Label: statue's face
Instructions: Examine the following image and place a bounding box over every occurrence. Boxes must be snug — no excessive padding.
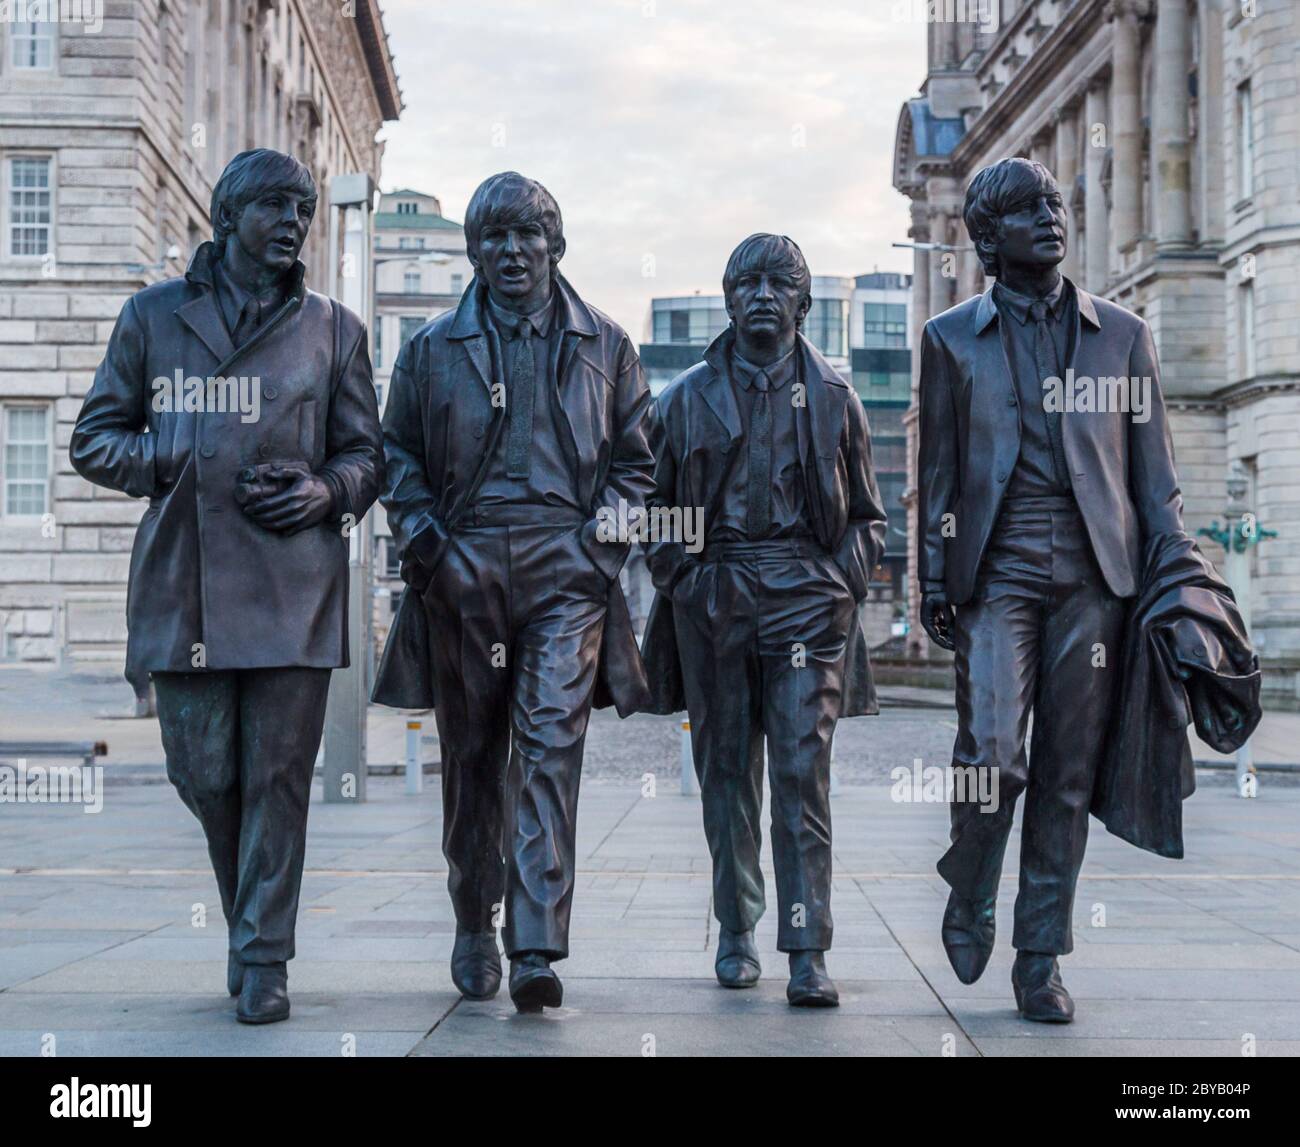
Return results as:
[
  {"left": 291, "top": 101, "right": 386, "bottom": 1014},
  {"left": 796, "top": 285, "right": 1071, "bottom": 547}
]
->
[
  {"left": 726, "top": 262, "right": 810, "bottom": 344},
  {"left": 991, "top": 185, "right": 1067, "bottom": 272},
  {"left": 226, "top": 187, "right": 315, "bottom": 275},
  {"left": 473, "top": 218, "right": 554, "bottom": 302}
]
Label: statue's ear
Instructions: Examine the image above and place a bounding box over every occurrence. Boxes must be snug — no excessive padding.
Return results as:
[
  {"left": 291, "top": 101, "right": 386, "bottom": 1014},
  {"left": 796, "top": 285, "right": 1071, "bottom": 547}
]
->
[
  {"left": 466, "top": 243, "right": 482, "bottom": 273},
  {"left": 549, "top": 234, "right": 566, "bottom": 265},
  {"left": 797, "top": 293, "right": 812, "bottom": 324}
]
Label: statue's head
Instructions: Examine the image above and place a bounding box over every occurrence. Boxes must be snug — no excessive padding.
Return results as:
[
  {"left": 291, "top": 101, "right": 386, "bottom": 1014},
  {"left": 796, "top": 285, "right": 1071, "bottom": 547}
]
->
[
  {"left": 722, "top": 233, "right": 812, "bottom": 345},
  {"left": 210, "top": 149, "right": 316, "bottom": 275},
  {"left": 963, "top": 157, "right": 1066, "bottom": 278},
  {"left": 464, "top": 172, "right": 564, "bottom": 304}
]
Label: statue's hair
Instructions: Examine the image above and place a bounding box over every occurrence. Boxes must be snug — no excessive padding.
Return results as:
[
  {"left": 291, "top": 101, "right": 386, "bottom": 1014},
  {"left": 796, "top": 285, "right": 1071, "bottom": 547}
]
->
[
  {"left": 722, "top": 233, "right": 812, "bottom": 307},
  {"left": 962, "top": 157, "right": 1060, "bottom": 276},
  {"left": 464, "top": 172, "right": 564, "bottom": 262},
  {"left": 210, "top": 149, "right": 316, "bottom": 253}
]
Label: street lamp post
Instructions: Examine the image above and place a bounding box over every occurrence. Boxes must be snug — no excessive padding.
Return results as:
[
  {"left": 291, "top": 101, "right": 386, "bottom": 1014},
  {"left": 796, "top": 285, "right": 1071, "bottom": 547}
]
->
[{"left": 1197, "top": 461, "right": 1277, "bottom": 798}]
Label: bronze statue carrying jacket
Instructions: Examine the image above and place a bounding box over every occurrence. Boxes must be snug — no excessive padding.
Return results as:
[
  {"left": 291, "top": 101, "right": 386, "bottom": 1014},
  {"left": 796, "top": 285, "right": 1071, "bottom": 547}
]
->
[
  {"left": 638, "top": 329, "right": 888, "bottom": 716},
  {"left": 70, "top": 243, "right": 383, "bottom": 688},
  {"left": 917, "top": 280, "right": 1184, "bottom": 605}
]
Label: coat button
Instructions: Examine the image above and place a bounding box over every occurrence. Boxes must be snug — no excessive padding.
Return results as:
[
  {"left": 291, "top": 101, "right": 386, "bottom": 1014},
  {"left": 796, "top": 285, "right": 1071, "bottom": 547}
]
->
[
  {"left": 200, "top": 445, "right": 216, "bottom": 459},
  {"left": 996, "top": 472, "right": 1006, "bottom": 482},
  {"left": 1008, "top": 394, "right": 1017, "bottom": 406},
  {"left": 473, "top": 422, "right": 486, "bottom": 438},
  {"left": 263, "top": 386, "right": 278, "bottom": 400},
  {"left": 258, "top": 443, "right": 271, "bottom": 458}
]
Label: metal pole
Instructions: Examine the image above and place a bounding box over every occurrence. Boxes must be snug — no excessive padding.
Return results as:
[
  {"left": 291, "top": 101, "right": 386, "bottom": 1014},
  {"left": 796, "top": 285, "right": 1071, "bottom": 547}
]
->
[
  {"left": 323, "top": 174, "right": 377, "bottom": 804},
  {"left": 1223, "top": 463, "right": 1258, "bottom": 798}
]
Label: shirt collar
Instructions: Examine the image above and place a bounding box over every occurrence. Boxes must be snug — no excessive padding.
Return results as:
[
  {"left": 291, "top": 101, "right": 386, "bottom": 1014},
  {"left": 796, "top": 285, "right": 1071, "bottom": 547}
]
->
[
  {"left": 213, "top": 259, "right": 284, "bottom": 335},
  {"left": 993, "top": 274, "right": 1067, "bottom": 325},
  {"left": 732, "top": 344, "right": 797, "bottom": 390},
  {"left": 487, "top": 291, "right": 554, "bottom": 339}
]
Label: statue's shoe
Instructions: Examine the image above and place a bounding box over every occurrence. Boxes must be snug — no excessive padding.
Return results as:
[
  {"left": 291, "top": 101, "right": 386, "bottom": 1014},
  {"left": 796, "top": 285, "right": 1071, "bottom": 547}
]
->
[
  {"left": 786, "top": 951, "right": 839, "bottom": 1008},
  {"left": 1012, "top": 951, "right": 1075, "bottom": 1023},
  {"left": 227, "top": 952, "right": 243, "bottom": 997},
  {"left": 715, "top": 927, "right": 761, "bottom": 989},
  {"left": 451, "top": 928, "right": 502, "bottom": 1000},
  {"left": 941, "top": 890, "right": 997, "bottom": 985},
  {"left": 236, "top": 962, "right": 290, "bottom": 1025},
  {"left": 509, "top": 953, "right": 563, "bottom": 1013}
]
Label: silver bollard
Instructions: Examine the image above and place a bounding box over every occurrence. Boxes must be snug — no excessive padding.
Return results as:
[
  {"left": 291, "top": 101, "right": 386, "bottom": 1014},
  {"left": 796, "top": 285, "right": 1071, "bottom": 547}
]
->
[
  {"left": 405, "top": 719, "right": 423, "bottom": 795},
  {"left": 680, "top": 719, "right": 699, "bottom": 795}
]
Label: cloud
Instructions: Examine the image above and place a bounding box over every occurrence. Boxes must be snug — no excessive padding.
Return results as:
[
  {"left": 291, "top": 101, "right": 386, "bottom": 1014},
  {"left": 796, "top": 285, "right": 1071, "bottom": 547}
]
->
[{"left": 376, "top": 0, "right": 924, "bottom": 338}]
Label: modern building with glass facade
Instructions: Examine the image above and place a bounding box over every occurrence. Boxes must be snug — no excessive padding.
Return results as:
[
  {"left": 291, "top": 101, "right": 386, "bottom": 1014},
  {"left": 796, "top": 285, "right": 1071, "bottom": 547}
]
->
[{"left": 639, "top": 272, "right": 913, "bottom": 625}]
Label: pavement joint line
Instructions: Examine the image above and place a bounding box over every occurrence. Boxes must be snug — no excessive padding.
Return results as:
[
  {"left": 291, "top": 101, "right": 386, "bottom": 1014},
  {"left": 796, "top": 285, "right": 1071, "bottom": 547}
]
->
[
  {"left": 5, "top": 868, "right": 1300, "bottom": 880},
  {"left": 585, "top": 791, "right": 644, "bottom": 861},
  {"left": 850, "top": 873, "right": 984, "bottom": 1058}
]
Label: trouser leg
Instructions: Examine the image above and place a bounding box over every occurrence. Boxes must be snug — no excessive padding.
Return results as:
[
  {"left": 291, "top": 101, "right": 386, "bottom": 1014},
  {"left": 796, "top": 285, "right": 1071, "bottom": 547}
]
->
[
  {"left": 673, "top": 560, "right": 766, "bottom": 936},
  {"left": 760, "top": 554, "right": 853, "bottom": 952},
  {"left": 1013, "top": 514, "right": 1127, "bottom": 955},
  {"left": 424, "top": 530, "right": 512, "bottom": 935},
  {"left": 500, "top": 527, "right": 607, "bottom": 959},
  {"left": 937, "top": 521, "right": 1044, "bottom": 902},
  {"left": 153, "top": 671, "right": 241, "bottom": 930},
  {"left": 229, "top": 666, "right": 331, "bottom": 965}
]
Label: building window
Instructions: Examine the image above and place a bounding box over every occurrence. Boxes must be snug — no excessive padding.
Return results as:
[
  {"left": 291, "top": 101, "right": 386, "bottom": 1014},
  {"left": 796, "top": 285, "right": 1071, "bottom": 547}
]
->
[
  {"left": 1239, "top": 279, "right": 1256, "bottom": 379},
  {"left": 396, "top": 201, "right": 419, "bottom": 215},
  {"left": 374, "top": 316, "right": 383, "bottom": 369},
  {"left": 807, "top": 298, "right": 848, "bottom": 359},
  {"left": 403, "top": 270, "right": 421, "bottom": 294},
  {"left": 6, "top": 156, "right": 52, "bottom": 258},
  {"left": 11, "top": 21, "right": 54, "bottom": 69},
  {"left": 1236, "top": 81, "right": 1254, "bottom": 202},
  {"left": 863, "top": 302, "right": 907, "bottom": 348},
  {"left": 2, "top": 404, "right": 51, "bottom": 518},
  {"left": 399, "top": 315, "right": 424, "bottom": 348},
  {"left": 450, "top": 273, "right": 464, "bottom": 295},
  {"left": 385, "top": 539, "right": 401, "bottom": 578}
]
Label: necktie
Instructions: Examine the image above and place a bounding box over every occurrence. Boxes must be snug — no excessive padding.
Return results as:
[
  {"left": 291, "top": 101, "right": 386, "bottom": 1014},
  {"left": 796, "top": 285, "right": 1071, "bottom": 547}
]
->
[
  {"left": 506, "top": 317, "right": 535, "bottom": 480},
  {"left": 232, "top": 297, "right": 262, "bottom": 348},
  {"left": 746, "top": 369, "right": 772, "bottom": 539},
  {"left": 1030, "top": 300, "right": 1070, "bottom": 488}
]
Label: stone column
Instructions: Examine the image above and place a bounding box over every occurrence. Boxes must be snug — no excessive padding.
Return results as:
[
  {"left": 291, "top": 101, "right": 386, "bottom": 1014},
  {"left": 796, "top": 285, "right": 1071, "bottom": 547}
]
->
[
  {"left": 1085, "top": 78, "right": 1111, "bottom": 291},
  {"left": 1197, "top": 0, "right": 1225, "bottom": 246},
  {"left": 910, "top": 199, "right": 931, "bottom": 351},
  {"left": 929, "top": 207, "right": 952, "bottom": 316},
  {"left": 1109, "top": 0, "right": 1146, "bottom": 253},
  {"left": 1153, "top": 0, "right": 1192, "bottom": 249},
  {"left": 1055, "top": 103, "right": 1082, "bottom": 283}
]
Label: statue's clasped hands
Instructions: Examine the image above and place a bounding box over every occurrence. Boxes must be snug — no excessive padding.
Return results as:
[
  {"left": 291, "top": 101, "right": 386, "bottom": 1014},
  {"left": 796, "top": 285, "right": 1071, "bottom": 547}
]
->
[{"left": 236, "top": 461, "right": 334, "bottom": 535}]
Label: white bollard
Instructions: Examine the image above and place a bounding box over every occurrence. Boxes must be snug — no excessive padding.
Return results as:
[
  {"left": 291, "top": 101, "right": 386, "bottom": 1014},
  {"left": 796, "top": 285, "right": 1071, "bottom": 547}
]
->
[
  {"left": 405, "top": 719, "right": 423, "bottom": 795},
  {"left": 680, "top": 719, "right": 699, "bottom": 795}
]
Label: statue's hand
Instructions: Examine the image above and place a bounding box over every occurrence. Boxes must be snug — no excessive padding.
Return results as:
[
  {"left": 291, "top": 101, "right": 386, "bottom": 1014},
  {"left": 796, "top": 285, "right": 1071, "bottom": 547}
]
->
[
  {"left": 921, "top": 591, "right": 956, "bottom": 652},
  {"left": 241, "top": 463, "right": 334, "bottom": 535}
]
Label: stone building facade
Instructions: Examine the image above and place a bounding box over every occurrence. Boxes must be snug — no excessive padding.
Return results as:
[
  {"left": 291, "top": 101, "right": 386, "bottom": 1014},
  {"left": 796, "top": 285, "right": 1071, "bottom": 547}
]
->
[
  {"left": 0, "top": 0, "right": 400, "bottom": 673},
  {"left": 369, "top": 187, "right": 473, "bottom": 644},
  {"left": 893, "top": 0, "right": 1300, "bottom": 707}
]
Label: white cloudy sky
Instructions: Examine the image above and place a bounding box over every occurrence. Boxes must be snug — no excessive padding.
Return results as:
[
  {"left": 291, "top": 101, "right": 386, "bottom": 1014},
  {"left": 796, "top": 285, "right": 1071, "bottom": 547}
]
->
[{"left": 375, "top": 0, "right": 926, "bottom": 339}]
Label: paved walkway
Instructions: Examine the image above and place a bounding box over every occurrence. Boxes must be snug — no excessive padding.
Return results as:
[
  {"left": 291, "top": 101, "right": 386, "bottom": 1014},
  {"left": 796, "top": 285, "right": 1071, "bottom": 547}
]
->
[{"left": 2, "top": 769, "right": 1298, "bottom": 1056}]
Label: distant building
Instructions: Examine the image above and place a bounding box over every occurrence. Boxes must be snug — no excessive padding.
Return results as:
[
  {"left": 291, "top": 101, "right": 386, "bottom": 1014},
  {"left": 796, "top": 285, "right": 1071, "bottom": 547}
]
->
[
  {"left": 638, "top": 272, "right": 914, "bottom": 640},
  {"left": 0, "top": 1, "right": 400, "bottom": 672},
  {"left": 369, "top": 188, "right": 474, "bottom": 638}
]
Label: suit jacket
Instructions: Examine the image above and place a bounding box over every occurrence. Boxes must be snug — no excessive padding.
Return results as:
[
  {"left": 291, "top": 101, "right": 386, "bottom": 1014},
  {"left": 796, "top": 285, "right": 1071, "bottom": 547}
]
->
[
  {"left": 70, "top": 242, "right": 383, "bottom": 688},
  {"left": 639, "top": 329, "right": 889, "bottom": 716},
  {"left": 372, "top": 273, "right": 655, "bottom": 717},
  {"left": 1093, "top": 531, "right": 1261, "bottom": 858},
  {"left": 917, "top": 279, "right": 1183, "bottom": 605}
]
